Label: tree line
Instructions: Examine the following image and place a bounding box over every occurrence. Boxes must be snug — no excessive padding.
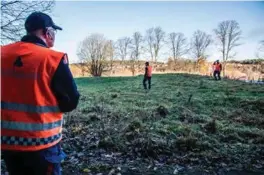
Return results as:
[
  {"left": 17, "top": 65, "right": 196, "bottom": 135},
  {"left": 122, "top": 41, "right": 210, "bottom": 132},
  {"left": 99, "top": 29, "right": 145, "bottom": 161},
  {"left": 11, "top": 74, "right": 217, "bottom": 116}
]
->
[{"left": 77, "top": 20, "right": 252, "bottom": 77}]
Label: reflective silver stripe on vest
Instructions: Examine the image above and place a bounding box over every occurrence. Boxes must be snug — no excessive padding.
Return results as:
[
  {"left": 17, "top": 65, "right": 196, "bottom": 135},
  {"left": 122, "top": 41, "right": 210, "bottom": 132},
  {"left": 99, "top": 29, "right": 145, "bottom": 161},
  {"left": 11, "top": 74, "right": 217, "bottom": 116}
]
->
[
  {"left": 1, "top": 101, "right": 60, "bottom": 113},
  {"left": 1, "top": 120, "right": 62, "bottom": 131}
]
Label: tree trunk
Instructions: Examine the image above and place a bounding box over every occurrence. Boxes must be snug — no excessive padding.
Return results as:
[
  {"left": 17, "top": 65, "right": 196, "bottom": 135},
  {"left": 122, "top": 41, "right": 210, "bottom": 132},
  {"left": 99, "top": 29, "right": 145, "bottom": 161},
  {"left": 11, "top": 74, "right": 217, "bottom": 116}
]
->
[{"left": 223, "top": 61, "right": 226, "bottom": 77}]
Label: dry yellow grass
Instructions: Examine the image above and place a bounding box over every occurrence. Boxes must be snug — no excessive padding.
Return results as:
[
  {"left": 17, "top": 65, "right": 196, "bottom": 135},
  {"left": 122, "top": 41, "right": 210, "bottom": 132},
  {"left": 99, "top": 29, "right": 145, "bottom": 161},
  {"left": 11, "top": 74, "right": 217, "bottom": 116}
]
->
[{"left": 69, "top": 61, "right": 264, "bottom": 81}]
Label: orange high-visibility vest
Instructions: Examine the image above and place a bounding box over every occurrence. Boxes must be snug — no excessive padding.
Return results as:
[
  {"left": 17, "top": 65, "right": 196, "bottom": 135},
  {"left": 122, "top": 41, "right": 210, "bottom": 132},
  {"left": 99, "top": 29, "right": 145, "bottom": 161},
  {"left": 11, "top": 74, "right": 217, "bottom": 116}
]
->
[
  {"left": 1, "top": 42, "right": 65, "bottom": 151},
  {"left": 214, "top": 63, "right": 221, "bottom": 71},
  {"left": 147, "top": 66, "right": 152, "bottom": 77}
]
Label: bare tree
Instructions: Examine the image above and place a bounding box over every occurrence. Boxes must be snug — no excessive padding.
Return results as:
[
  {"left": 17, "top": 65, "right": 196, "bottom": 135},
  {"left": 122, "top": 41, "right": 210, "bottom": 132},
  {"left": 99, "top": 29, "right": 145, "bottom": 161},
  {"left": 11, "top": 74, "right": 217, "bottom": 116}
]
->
[
  {"left": 108, "top": 40, "right": 115, "bottom": 73},
  {"left": 256, "top": 40, "right": 264, "bottom": 59},
  {"left": 145, "top": 27, "right": 165, "bottom": 63},
  {"left": 214, "top": 20, "right": 242, "bottom": 76},
  {"left": 77, "top": 34, "right": 112, "bottom": 77},
  {"left": 191, "top": 30, "right": 212, "bottom": 59},
  {"left": 1, "top": 0, "right": 55, "bottom": 44},
  {"left": 168, "top": 32, "right": 188, "bottom": 63},
  {"left": 145, "top": 28, "right": 155, "bottom": 62},
  {"left": 130, "top": 32, "right": 143, "bottom": 67},
  {"left": 129, "top": 51, "right": 136, "bottom": 76},
  {"left": 115, "top": 37, "right": 131, "bottom": 66},
  {"left": 153, "top": 27, "right": 166, "bottom": 63}
]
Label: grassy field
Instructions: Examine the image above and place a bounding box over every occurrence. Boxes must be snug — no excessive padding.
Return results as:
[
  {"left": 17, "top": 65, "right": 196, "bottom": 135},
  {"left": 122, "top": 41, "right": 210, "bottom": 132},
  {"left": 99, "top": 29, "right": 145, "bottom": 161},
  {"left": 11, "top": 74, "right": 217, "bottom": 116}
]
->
[{"left": 61, "top": 74, "right": 264, "bottom": 175}]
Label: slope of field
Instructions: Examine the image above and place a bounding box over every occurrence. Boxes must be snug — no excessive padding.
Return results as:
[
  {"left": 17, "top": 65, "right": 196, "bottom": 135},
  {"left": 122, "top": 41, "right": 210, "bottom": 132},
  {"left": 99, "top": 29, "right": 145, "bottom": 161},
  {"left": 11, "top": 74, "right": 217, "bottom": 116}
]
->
[
  {"left": 60, "top": 74, "right": 264, "bottom": 175},
  {"left": 2, "top": 74, "right": 263, "bottom": 174}
]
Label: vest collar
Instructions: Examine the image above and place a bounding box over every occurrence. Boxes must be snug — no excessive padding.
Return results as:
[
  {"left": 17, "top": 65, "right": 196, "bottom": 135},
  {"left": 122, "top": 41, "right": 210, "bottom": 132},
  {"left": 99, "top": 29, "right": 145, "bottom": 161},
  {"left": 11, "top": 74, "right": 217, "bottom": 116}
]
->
[{"left": 21, "top": 35, "right": 48, "bottom": 48}]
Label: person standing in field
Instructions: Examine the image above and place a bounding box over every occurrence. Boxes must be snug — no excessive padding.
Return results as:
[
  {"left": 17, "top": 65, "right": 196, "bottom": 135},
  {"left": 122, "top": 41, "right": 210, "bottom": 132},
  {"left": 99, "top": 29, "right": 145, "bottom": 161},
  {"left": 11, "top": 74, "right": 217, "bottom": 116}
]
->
[
  {"left": 1, "top": 12, "right": 80, "bottom": 175},
  {"left": 143, "top": 62, "right": 152, "bottom": 90},
  {"left": 213, "top": 60, "right": 222, "bottom": 80}
]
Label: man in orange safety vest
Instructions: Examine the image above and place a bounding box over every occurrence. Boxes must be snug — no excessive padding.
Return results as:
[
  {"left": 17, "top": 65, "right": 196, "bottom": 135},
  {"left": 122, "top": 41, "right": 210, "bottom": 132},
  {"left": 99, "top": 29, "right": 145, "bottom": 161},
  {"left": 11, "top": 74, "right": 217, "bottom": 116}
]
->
[
  {"left": 1, "top": 12, "right": 80, "bottom": 175},
  {"left": 213, "top": 60, "right": 222, "bottom": 80},
  {"left": 143, "top": 62, "right": 152, "bottom": 90}
]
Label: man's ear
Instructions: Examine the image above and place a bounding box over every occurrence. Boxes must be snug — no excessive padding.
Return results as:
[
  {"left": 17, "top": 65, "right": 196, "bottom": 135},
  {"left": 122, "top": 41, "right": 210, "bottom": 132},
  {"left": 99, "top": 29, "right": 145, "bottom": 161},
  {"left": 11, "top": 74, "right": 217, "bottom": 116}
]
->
[
  {"left": 62, "top": 54, "right": 69, "bottom": 65},
  {"left": 47, "top": 30, "right": 53, "bottom": 40},
  {"left": 44, "top": 28, "right": 54, "bottom": 41}
]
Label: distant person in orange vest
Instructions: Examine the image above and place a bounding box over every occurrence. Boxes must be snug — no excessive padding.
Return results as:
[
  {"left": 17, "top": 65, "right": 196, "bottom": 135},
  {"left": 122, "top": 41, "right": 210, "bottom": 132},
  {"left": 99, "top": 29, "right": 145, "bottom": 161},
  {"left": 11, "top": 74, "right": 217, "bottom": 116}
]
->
[
  {"left": 1, "top": 12, "right": 80, "bottom": 175},
  {"left": 143, "top": 62, "right": 152, "bottom": 90},
  {"left": 213, "top": 60, "right": 222, "bottom": 80}
]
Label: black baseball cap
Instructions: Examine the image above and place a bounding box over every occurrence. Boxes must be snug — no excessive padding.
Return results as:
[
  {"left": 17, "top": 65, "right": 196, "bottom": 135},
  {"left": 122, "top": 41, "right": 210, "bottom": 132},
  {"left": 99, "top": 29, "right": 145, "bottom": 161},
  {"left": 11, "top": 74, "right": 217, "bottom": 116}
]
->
[{"left": 25, "top": 12, "right": 62, "bottom": 32}]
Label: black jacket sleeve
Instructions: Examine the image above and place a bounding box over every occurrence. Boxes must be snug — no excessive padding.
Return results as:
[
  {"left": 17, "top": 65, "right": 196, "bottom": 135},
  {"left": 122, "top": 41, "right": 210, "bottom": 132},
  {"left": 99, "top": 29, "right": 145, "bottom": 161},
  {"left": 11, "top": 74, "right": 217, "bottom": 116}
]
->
[
  {"left": 51, "top": 57, "right": 80, "bottom": 112},
  {"left": 145, "top": 67, "right": 148, "bottom": 77}
]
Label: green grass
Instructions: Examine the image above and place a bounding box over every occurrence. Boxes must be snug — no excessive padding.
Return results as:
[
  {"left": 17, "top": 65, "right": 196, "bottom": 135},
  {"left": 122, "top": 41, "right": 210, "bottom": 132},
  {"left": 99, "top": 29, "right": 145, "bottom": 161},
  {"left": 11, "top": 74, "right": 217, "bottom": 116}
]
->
[{"left": 63, "top": 73, "right": 264, "bottom": 174}]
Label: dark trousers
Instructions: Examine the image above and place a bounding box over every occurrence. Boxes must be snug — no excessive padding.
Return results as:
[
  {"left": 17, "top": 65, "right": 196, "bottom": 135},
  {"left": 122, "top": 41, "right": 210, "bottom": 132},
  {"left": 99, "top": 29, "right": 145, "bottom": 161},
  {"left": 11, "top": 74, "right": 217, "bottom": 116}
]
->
[
  {"left": 1, "top": 143, "right": 65, "bottom": 175},
  {"left": 214, "top": 70, "right": 221, "bottom": 80},
  {"left": 143, "top": 76, "right": 151, "bottom": 89}
]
